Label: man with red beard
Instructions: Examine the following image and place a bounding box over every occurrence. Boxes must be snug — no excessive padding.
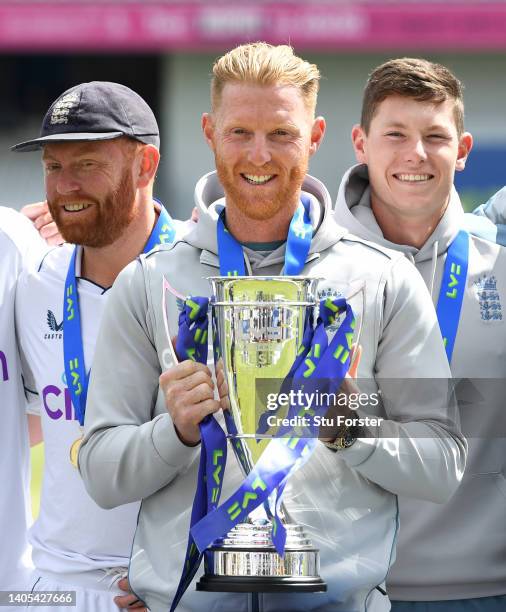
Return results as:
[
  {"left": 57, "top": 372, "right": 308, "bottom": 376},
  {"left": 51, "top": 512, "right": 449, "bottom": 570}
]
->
[
  {"left": 80, "top": 44, "right": 465, "bottom": 612},
  {"left": 13, "top": 82, "right": 186, "bottom": 611}
]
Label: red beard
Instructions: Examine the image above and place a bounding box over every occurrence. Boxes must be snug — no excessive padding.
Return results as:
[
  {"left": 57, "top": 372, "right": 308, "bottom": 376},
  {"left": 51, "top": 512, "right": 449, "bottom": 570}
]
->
[{"left": 47, "top": 167, "right": 136, "bottom": 247}]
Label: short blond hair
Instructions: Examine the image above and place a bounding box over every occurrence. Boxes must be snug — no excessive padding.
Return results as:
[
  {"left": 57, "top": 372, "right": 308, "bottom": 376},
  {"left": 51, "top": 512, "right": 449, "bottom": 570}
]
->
[{"left": 211, "top": 42, "right": 320, "bottom": 113}]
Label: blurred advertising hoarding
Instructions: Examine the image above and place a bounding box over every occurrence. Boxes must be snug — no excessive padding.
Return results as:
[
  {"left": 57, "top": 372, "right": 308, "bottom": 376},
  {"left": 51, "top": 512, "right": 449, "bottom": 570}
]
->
[{"left": 1, "top": 2, "right": 506, "bottom": 51}]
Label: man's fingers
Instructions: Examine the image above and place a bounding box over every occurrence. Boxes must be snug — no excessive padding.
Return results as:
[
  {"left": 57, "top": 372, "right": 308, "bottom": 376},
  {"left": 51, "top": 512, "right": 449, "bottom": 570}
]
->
[
  {"left": 160, "top": 360, "right": 212, "bottom": 385},
  {"left": 38, "top": 221, "right": 58, "bottom": 237},
  {"left": 167, "top": 369, "right": 214, "bottom": 395},
  {"left": 33, "top": 212, "right": 51, "bottom": 230},
  {"left": 115, "top": 578, "right": 146, "bottom": 610},
  {"left": 21, "top": 201, "right": 65, "bottom": 246},
  {"left": 114, "top": 593, "right": 146, "bottom": 609},
  {"left": 191, "top": 381, "right": 215, "bottom": 402},
  {"left": 39, "top": 222, "right": 64, "bottom": 245},
  {"left": 20, "top": 201, "right": 47, "bottom": 220},
  {"left": 177, "top": 398, "right": 221, "bottom": 429},
  {"left": 190, "top": 398, "right": 221, "bottom": 421}
]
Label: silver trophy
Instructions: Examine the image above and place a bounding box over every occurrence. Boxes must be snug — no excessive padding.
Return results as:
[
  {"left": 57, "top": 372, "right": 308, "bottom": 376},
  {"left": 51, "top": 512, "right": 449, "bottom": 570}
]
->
[{"left": 196, "top": 276, "right": 327, "bottom": 593}]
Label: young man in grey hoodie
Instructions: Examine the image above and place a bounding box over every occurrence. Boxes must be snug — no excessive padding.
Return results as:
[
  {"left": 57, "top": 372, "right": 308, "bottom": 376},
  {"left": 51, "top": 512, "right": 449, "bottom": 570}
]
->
[
  {"left": 334, "top": 58, "right": 506, "bottom": 612},
  {"left": 80, "top": 44, "right": 465, "bottom": 612}
]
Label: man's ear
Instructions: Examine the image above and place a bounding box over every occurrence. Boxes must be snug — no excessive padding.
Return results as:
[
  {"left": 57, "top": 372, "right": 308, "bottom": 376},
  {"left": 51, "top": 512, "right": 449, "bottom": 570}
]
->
[
  {"left": 455, "top": 132, "right": 473, "bottom": 172},
  {"left": 202, "top": 113, "right": 215, "bottom": 152},
  {"left": 136, "top": 145, "right": 160, "bottom": 188},
  {"left": 351, "top": 124, "right": 368, "bottom": 164},
  {"left": 309, "top": 117, "right": 326, "bottom": 157}
]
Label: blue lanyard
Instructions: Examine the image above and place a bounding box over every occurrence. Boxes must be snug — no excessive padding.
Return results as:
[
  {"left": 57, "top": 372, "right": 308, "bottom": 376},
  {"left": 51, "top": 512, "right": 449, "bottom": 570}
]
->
[
  {"left": 216, "top": 195, "right": 313, "bottom": 276},
  {"left": 435, "top": 230, "right": 469, "bottom": 363},
  {"left": 63, "top": 205, "right": 176, "bottom": 425}
]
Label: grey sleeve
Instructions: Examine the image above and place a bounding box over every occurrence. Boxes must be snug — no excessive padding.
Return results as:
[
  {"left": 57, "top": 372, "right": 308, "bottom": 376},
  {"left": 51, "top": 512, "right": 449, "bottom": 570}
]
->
[
  {"left": 470, "top": 186, "right": 506, "bottom": 246},
  {"left": 79, "top": 259, "right": 199, "bottom": 509},
  {"left": 340, "top": 256, "right": 467, "bottom": 504}
]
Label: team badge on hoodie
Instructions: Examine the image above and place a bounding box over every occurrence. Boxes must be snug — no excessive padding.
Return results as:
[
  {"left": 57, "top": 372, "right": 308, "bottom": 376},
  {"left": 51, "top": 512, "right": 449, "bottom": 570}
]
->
[{"left": 474, "top": 275, "right": 503, "bottom": 321}]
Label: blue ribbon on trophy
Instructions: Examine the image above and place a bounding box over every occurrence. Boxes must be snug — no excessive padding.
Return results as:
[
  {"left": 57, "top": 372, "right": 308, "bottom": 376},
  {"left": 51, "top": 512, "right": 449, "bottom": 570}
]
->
[
  {"left": 168, "top": 196, "right": 358, "bottom": 608},
  {"left": 190, "top": 297, "right": 355, "bottom": 556},
  {"left": 169, "top": 298, "right": 228, "bottom": 610}
]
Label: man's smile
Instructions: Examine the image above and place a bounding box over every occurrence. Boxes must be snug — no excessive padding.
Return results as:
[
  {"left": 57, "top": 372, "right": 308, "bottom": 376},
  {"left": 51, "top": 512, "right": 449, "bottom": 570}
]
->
[
  {"left": 63, "top": 202, "right": 92, "bottom": 212},
  {"left": 241, "top": 173, "right": 276, "bottom": 185},
  {"left": 393, "top": 173, "right": 434, "bottom": 183}
]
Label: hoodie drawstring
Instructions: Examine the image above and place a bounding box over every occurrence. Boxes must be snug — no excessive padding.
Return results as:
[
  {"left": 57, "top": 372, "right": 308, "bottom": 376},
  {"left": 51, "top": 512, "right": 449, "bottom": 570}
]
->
[
  {"left": 404, "top": 243, "right": 438, "bottom": 301},
  {"left": 244, "top": 251, "right": 253, "bottom": 276},
  {"left": 429, "top": 240, "right": 439, "bottom": 299}
]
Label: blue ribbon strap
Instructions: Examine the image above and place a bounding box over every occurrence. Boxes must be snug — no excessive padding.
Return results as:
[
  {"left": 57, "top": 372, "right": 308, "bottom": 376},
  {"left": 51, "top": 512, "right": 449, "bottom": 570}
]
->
[
  {"left": 436, "top": 230, "right": 469, "bottom": 363},
  {"left": 170, "top": 299, "right": 227, "bottom": 612},
  {"left": 143, "top": 204, "right": 177, "bottom": 253},
  {"left": 63, "top": 248, "right": 88, "bottom": 426},
  {"left": 190, "top": 298, "right": 355, "bottom": 556},
  {"left": 217, "top": 209, "right": 246, "bottom": 277},
  {"left": 216, "top": 196, "right": 313, "bottom": 277},
  {"left": 284, "top": 195, "right": 312, "bottom": 275},
  {"left": 63, "top": 204, "right": 177, "bottom": 425}
]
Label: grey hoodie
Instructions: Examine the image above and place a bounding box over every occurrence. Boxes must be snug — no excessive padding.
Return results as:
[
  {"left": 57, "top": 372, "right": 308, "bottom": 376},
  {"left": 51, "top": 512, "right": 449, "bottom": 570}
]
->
[
  {"left": 80, "top": 171, "right": 465, "bottom": 612},
  {"left": 335, "top": 164, "right": 506, "bottom": 601}
]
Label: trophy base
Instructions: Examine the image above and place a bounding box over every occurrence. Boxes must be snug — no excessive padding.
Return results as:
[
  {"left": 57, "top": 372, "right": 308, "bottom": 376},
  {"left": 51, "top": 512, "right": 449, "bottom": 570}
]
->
[
  {"left": 196, "top": 522, "right": 327, "bottom": 593},
  {"left": 197, "top": 574, "right": 327, "bottom": 593}
]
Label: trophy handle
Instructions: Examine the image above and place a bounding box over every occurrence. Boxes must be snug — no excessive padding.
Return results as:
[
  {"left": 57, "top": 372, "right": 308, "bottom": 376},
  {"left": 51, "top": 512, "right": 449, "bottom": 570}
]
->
[
  {"left": 162, "top": 275, "right": 186, "bottom": 366},
  {"left": 344, "top": 281, "right": 365, "bottom": 373}
]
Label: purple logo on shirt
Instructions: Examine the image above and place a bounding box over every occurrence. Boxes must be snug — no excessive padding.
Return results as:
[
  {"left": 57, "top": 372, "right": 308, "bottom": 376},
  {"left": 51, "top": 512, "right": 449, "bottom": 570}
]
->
[
  {"left": 42, "top": 384, "right": 77, "bottom": 420},
  {"left": 0, "top": 350, "right": 8, "bottom": 382}
]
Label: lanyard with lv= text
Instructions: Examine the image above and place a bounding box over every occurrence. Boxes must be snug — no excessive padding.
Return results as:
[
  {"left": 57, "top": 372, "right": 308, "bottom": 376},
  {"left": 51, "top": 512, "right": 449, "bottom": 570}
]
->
[
  {"left": 63, "top": 205, "right": 177, "bottom": 436},
  {"left": 167, "top": 195, "right": 364, "bottom": 609},
  {"left": 435, "top": 230, "right": 469, "bottom": 363},
  {"left": 167, "top": 195, "right": 315, "bottom": 608}
]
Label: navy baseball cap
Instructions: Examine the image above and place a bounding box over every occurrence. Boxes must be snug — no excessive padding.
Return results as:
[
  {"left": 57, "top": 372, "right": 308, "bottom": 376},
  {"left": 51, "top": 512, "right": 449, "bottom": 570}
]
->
[{"left": 12, "top": 81, "right": 159, "bottom": 152}]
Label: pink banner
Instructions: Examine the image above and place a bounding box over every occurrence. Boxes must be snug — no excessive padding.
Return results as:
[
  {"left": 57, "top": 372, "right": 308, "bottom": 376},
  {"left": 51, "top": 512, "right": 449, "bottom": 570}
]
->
[{"left": 1, "top": 3, "right": 506, "bottom": 51}]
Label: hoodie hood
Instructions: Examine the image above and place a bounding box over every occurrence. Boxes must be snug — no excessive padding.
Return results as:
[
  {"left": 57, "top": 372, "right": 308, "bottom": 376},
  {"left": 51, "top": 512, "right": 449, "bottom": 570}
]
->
[
  {"left": 335, "top": 164, "right": 465, "bottom": 264},
  {"left": 183, "top": 170, "right": 347, "bottom": 270}
]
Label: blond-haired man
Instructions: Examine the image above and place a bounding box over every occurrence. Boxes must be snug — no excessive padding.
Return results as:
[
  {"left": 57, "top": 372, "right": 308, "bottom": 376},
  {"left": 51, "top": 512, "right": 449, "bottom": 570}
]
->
[
  {"left": 335, "top": 57, "right": 506, "bottom": 612},
  {"left": 80, "top": 44, "right": 465, "bottom": 612}
]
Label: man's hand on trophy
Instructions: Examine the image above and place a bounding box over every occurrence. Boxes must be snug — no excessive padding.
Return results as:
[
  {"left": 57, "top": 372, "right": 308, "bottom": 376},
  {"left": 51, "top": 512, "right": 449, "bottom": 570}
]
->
[
  {"left": 159, "top": 361, "right": 221, "bottom": 446},
  {"left": 215, "top": 358, "right": 231, "bottom": 411}
]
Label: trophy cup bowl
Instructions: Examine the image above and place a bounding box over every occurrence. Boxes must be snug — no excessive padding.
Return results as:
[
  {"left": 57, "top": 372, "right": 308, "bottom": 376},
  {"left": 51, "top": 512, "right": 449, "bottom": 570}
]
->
[{"left": 196, "top": 276, "right": 327, "bottom": 593}]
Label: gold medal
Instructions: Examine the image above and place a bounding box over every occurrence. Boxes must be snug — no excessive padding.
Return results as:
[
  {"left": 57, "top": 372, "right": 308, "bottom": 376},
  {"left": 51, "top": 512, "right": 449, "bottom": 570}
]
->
[{"left": 69, "top": 435, "right": 84, "bottom": 468}]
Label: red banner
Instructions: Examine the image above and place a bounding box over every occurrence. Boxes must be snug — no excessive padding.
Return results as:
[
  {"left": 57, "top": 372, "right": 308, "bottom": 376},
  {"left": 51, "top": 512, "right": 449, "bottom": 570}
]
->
[{"left": 1, "top": 3, "right": 506, "bottom": 51}]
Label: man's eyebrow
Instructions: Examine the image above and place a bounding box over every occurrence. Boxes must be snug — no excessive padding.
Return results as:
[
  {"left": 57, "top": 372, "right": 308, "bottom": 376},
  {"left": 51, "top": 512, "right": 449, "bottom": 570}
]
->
[
  {"left": 382, "top": 121, "right": 451, "bottom": 132},
  {"left": 382, "top": 122, "right": 408, "bottom": 130},
  {"left": 425, "top": 124, "right": 452, "bottom": 132},
  {"left": 42, "top": 142, "right": 107, "bottom": 160}
]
